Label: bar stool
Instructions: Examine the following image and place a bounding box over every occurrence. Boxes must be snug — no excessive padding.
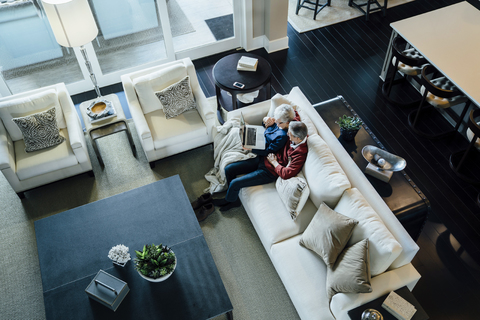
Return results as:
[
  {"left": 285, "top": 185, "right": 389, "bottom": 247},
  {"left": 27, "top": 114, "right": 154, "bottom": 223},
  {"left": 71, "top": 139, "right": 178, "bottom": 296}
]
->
[
  {"left": 296, "top": 0, "right": 331, "bottom": 20},
  {"left": 408, "top": 65, "right": 471, "bottom": 139},
  {"left": 349, "top": 0, "right": 387, "bottom": 21},
  {"left": 449, "top": 109, "right": 480, "bottom": 185},
  {"left": 382, "top": 36, "right": 428, "bottom": 108}
]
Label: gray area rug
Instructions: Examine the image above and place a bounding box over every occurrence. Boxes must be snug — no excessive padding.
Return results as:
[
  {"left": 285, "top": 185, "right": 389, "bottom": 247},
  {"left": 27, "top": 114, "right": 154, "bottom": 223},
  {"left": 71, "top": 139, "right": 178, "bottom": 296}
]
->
[{"left": 0, "top": 98, "right": 300, "bottom": 320}]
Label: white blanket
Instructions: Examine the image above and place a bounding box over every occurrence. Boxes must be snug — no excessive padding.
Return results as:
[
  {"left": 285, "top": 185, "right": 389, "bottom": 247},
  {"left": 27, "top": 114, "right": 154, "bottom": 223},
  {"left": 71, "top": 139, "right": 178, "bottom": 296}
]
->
[{"left": 204, "top": 119, "right": 257, "bottom": 194}]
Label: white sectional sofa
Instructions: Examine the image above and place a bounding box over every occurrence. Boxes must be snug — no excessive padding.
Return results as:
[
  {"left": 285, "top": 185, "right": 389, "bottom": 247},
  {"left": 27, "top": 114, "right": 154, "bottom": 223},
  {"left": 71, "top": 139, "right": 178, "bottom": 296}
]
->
[{"left": 225, "top": 87, "right": 421, "bottom": 320}]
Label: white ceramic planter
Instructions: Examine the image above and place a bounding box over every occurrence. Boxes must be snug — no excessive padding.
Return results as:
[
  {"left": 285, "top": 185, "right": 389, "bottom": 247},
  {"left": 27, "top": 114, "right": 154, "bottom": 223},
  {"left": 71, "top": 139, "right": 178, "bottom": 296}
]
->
[{"left": 136, "top": 255, "right": 177, "bottom": 283}]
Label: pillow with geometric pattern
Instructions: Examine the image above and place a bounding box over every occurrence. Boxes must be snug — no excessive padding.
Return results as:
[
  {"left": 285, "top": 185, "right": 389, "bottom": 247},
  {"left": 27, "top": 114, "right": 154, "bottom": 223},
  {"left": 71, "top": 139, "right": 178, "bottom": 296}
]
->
[
  {"left": 12, "top": 107, "right": 65, "bottom": 152},
  {"left": 155, "top": 76, "right": 196, "bottom": 119}
]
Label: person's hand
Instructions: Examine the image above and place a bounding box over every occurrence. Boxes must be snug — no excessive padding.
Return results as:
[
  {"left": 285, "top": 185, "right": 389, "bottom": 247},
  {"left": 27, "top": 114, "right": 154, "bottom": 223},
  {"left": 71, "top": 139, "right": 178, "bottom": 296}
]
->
[
  {"left": 267, "top": 153, "right": 278, "bottom": 167},
  {"left": 263, "top": 117, "right": 275, "bottom": 128}
]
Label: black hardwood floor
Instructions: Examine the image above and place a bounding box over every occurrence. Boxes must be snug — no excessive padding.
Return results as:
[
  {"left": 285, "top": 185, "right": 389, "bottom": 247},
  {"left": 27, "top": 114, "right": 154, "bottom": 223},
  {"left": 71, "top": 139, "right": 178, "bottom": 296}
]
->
[{"left": 193, "top": 0, "right": 480, "bottom": 318}]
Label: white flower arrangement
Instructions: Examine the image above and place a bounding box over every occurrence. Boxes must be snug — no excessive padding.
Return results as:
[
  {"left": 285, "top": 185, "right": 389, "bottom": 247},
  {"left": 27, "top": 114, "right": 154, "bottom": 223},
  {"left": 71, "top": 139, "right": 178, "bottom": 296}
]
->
[{"left": 108, "top": 244, "right": 131, "bottom": 264}]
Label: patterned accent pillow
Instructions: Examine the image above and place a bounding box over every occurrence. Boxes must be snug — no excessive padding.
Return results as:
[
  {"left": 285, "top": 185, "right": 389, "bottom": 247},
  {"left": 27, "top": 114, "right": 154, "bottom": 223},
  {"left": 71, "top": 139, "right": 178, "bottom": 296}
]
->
[
  {"left": 155, "top": 76, "right": 196, "bottom": 119},
  {"left": 12, "top": 107, "right": 65, "bottom": 153}
]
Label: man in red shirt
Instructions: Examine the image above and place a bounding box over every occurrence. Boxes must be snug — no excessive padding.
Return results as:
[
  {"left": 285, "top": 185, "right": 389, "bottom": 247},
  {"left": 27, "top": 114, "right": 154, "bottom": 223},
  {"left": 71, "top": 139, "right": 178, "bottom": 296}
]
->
[{"left": 214, "top": 121, "right": 308, "bottom": 211}]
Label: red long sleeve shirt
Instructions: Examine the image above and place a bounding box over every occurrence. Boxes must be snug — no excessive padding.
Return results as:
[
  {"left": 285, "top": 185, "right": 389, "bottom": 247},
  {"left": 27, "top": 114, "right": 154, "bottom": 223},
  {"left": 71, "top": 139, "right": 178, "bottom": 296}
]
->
[{"left": 264, "top": 138, "right": 308, "bottom": 179}]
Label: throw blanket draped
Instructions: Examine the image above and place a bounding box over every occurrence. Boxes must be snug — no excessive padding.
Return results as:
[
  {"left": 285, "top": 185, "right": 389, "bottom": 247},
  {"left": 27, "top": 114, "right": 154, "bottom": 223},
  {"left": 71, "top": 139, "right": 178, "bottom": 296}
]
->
[{"left": 204, "top": 119, "right": 257, "bottom": 194}]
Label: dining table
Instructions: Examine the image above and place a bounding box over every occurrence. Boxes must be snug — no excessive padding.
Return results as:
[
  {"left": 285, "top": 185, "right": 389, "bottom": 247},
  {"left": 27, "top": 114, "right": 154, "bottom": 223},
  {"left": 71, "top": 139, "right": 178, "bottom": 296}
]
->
[{"left": 380, "top": 1, "right": 480, "bottom": 108}]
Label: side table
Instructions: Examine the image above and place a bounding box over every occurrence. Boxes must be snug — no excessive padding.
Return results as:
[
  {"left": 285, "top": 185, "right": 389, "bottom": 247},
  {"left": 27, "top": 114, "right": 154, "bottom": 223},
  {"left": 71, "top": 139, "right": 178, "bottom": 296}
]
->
[
  {"left": 79, "top": 94, "right": 136, "bottom": 167},
  {"left": 213, "top": 52, "right": 272, "bottom": 123},
  {"left": 314, "top": 96, "right": 430, "bottom": 242},
  {"left": 348, "top": 286, "right": 428, "bottom": 320}
]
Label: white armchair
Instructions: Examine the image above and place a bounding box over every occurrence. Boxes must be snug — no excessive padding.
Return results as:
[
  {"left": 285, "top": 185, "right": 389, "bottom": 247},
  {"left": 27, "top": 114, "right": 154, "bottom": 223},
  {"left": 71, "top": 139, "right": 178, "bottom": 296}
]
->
[
  {"left": 121, "top": 58, "right": 215, "bottom": 167},
  {"left": 0, "top": 83, "right": 92, "bottom": 198}
]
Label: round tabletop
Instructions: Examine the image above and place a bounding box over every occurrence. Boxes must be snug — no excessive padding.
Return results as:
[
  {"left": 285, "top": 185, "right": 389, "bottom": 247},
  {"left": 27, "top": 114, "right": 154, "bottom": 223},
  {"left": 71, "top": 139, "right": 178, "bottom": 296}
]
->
[{"left": 212, "top": 53, "right": 272, "bottom": 93}]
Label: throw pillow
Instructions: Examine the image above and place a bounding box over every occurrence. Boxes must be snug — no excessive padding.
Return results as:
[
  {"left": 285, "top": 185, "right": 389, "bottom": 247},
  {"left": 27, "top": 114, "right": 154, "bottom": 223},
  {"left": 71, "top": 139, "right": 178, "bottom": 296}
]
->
[
  {"left": 12, "top": 107, "right": 65, "bottom": 152},
  {"left": 267, "top": 93, "right": 297, "bottom": 117},
  {"left": 276, "top": 172, "right": 310, "bottom": 220},
  {"left": 334, "top": 188, "right": 403, "bottom": 276},
  {"left": 155, "top": 76, "right": 196, "bottom": 119},
  {"left": 300, "top": 202, "right": 358, "bottom": 267},
  {"left": 326, "top": 238, "right": 372, "bottom": 300}
]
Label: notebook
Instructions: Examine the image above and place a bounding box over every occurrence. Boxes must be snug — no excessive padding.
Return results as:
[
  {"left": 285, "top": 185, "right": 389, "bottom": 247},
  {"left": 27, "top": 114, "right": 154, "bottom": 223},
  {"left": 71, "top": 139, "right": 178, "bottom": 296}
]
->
[{"left": 240, "top": 112, "right": 265, "bottom": 149}]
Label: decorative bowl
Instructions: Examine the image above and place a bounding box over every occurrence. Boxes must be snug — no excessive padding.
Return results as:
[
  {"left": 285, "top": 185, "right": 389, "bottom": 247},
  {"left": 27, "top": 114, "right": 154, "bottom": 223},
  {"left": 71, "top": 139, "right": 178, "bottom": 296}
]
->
[{"left": 362, "top": 145, "right": 406, "bottom": 172}]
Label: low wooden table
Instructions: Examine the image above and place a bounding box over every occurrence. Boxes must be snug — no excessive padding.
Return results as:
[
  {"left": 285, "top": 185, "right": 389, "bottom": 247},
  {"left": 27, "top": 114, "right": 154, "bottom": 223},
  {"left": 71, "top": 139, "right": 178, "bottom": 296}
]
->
[
  {"left": 213, "top": 53, "right": 272, "bottom": 123},
  {"left": 34, "top": 176, "right": 233, "bottom": 320},
  {"left": 314, "top": 96, "right": 429, "bottom": 241},
  {"left": 79, "top": 93, "right": 136, "bottom": 167},
  {"left": 348, "top": 286, "right": 428, "bottom": 320}
]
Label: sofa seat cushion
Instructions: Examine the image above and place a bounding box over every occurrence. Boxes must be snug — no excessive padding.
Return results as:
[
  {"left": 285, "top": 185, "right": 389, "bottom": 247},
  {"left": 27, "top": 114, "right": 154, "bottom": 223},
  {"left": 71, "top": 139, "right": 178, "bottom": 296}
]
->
[
  {"left": 15, "top": 129, "right": 78, "bottom": 181},
  {"left": 145, "top": 108, "right": 207, "bottom": 150},
  {"left": 270, "top": 234, "right": 333, "bottom": 320},
  {"left": 0, "top": 89, "right": 66, "bottom": 141},
  {"left": 303, "top": 133, "right": 351, "bottom": 208},
  {"left": 334, "top": 188, "right": 403, "bottom": 276},
  {"left": 241, "top": 182, "right": 317, "bottom": 247},
  {"left": 133, "top": 63, "right": 188, "bottom": 114}
]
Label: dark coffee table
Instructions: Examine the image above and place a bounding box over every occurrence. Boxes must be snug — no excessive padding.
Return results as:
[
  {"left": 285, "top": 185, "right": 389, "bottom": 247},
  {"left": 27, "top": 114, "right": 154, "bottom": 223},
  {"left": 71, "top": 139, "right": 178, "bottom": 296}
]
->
[
  {"left": 348, "top": 286, "right": 429, "bottom": 320},
  {"left": 34, "top": 176, "right": 233, "bottom": 319},
  {"left": 213, "top": 53, "right": 272, "bottom": 123},
  {"left": 314, "top": 96, "right": 430, "bottom": 241}
]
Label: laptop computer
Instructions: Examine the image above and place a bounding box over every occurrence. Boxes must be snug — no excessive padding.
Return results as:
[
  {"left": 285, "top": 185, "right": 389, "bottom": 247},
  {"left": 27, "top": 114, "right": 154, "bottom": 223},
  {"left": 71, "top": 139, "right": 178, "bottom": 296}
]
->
[{"left": 240, "top": 112, "right": 266, "bottom": 149}]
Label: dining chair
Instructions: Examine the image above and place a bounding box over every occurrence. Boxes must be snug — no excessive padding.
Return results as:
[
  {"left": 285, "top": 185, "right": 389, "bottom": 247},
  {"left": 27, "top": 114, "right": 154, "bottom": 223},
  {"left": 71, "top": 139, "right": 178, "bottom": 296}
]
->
[
  {"left": 449, "top": 109, "right": 480, "bottom": 185},
  {"left": 408, "top": 65, "right": 471, "bottom": 139},
  {"left": 382, "top": 36, "right": 428, "bottom": 108},
  {"left": 349, "top": 0, "right": 387, "bottom": 21},
  {"left": 296, "top": 0, "right": 331, "bottom": 20}
]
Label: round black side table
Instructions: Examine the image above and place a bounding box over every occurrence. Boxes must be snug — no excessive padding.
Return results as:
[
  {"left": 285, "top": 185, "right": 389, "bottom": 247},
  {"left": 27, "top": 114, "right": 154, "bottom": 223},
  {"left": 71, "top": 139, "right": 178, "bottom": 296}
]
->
[{"left": 212, "top": 53, "right": 272, "bottom": 123}]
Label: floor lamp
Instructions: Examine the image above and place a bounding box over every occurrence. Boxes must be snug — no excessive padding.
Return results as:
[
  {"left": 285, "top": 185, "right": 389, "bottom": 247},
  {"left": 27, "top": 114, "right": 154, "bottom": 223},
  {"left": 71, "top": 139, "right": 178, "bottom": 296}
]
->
[{"left": 41, "top": 0, "right": 111, "bottom": 113}]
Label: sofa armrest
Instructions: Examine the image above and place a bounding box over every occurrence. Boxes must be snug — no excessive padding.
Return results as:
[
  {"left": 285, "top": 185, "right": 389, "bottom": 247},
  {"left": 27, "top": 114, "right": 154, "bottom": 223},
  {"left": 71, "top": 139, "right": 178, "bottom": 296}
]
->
[
  {"left": 121, "top": 77, "right": 154, "bottom": 152},
  {"left": 184, "top": 59, "right": 215, "bottom": 127},
  {"left": 0, "top": 119, "right": 15, "bottom": 171},
  {"left": 330, "top": 263, "right": 421, "bottom": 320}
]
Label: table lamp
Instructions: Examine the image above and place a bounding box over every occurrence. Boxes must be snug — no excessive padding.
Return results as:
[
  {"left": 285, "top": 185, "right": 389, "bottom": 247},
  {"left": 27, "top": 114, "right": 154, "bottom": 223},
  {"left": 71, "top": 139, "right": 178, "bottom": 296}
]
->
[{"left": 41, "top": 0, "right": 111, "bottom": 114}]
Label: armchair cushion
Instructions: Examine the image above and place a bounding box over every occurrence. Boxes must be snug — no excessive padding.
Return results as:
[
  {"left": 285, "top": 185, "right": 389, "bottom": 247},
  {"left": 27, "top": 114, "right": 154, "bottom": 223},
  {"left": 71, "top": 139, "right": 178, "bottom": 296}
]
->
[
  {"left": 12, "top": 107, "right": 65, "bottom": 153},
  {"left": 15, "top": 128, "right": 78, "bottom": 180},
  {"left": 0, "top": 89, "right": 66, "bottom": 141},
  {"left": 155, "top": 76, "right": 196, "bottom": 119},
  {"left": 133, "top": 63, "right": 188, "bottom": 114},
  {"left": 145, "top": 109, "right": 207, "bottom": 150}
]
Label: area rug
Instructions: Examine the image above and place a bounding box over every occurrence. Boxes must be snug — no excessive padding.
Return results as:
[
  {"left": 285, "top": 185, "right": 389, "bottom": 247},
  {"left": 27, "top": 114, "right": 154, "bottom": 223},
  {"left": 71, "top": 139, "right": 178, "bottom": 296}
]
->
[
  {"left": 205, "top": 14, "right": 234, "bottom": 41},
  {"left": 288, "top": 0, "right": 414, "bottom": 33}
]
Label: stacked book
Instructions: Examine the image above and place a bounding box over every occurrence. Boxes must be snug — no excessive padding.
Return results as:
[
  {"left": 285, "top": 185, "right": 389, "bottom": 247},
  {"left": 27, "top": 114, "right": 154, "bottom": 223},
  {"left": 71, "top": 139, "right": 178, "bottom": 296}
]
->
[
  {"left": 382, "top": 291, "right": 417, "bottom": 320},
  {"left": 237, "top": 56, "right": 258, "bottom": 72}
]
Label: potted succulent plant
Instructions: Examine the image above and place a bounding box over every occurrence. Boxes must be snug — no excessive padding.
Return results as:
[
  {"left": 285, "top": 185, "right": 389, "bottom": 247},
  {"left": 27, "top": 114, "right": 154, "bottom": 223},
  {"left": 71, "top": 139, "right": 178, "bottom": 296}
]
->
[
  {"left": 107, "top": 244, "right": 131, "bottom": 267},
  {"left": 335, "top": 114, "right": 362, "bottom": 142},
  {"left": 134, "top": 243, "right": 177, "bottom": 282}
]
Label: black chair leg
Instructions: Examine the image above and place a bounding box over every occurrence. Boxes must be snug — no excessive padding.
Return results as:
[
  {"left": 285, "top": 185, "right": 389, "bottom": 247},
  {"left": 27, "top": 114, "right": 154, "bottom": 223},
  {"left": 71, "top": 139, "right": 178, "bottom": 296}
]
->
[
  {"left": 449, "top": 135, "right": 480, "bottom": 186},
  {"left": 453, "top": 101, "right": 471, "bottom": 132},
  {"left": 17, "top": 192, "right": 25, "bottom": 199}
]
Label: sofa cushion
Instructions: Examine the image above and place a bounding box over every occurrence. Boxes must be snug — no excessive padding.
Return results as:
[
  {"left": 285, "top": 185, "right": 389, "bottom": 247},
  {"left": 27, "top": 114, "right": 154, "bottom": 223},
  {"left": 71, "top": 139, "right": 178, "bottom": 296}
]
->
[
  {"left": 12, "top": 107, "right": 65, "bottom": 153},
  {"left": 155, "top": 76, "right": 196, "bottom": 119},
  {"left": 133, "top": 63, "right": 188, "bottom": 114},
  {"left": 302, "top": 133, "right": 351, "bottom": 208},
  {"left": 334, "top": 188, "right": 403, "bottom": 276},
  {"left": 275, "top": 171, "right": 310, "bottom": 221},
  {"left": 270, "top": 234, "right": 332, "bottom": 320},
  {"left": 0, "top": 89, "right": 66, "bottom": 141},
  {"left": 326, "top": 238, "right": 372, "bottom": 300},
  {"left": 15, "top": 128, "right": 78, "bottom": 180},
  {"left": 240, "top": 182, "right": 317, "bottom": 247},
  {"left": 300, "top": 202, "right": 358, "bottom": 267},
  {"left": 145, "top": 108, "right": 207, "bottom": 150}
]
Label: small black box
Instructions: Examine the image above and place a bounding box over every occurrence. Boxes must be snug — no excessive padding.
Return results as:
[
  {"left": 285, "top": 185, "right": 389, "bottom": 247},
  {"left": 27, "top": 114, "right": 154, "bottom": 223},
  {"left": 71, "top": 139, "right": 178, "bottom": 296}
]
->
[{"left": 85, "top": 270, "right": 129, "bottom": 311}]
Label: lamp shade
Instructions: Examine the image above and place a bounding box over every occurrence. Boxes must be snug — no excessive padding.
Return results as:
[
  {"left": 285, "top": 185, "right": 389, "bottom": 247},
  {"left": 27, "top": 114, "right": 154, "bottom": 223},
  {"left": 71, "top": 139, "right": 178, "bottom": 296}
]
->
[{"left": 42, "top": 0, "right": 98, "bottom": 48}]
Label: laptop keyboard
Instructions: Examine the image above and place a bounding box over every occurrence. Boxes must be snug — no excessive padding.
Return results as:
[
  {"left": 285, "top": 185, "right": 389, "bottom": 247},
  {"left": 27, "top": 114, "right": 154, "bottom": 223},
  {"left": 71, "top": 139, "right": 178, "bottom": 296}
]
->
[{"left": 246, "top": 127, "right": 256, "bottom": 146}]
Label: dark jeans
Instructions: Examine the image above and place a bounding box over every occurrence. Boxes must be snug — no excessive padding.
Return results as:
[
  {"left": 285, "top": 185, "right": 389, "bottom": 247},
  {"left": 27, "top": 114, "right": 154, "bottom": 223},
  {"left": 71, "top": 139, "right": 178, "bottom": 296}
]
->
[{"left": 224, "top": 157, "right": 277, "bottom": 202}]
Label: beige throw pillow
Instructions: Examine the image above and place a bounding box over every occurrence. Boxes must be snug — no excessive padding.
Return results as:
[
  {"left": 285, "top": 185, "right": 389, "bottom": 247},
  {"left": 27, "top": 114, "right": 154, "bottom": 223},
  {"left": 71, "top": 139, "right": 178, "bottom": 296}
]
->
[
  {"left": 276, "top": 172, "right": 310, "bottom": 220},
  {"left": 155, "top": 76, "right": 196, "bottom": 119},
  {"left": 300, "top": 202, "right": 358, "bottom": 267},
  {"left": 326, "top": 238, "right": 372, "bottom": 300},
  {"left": 267, "top": 93, "right": 297, "bottom": 117}
]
